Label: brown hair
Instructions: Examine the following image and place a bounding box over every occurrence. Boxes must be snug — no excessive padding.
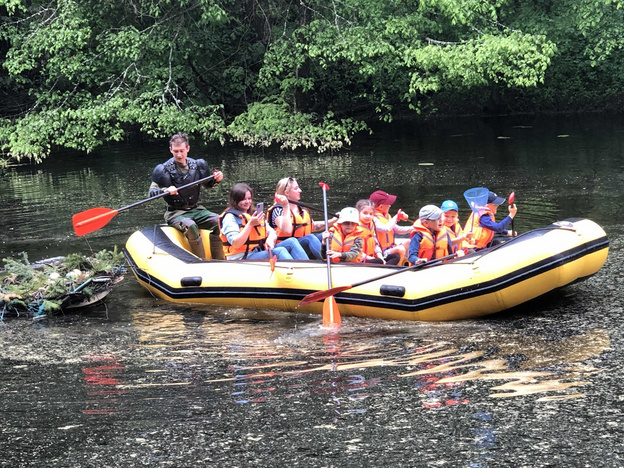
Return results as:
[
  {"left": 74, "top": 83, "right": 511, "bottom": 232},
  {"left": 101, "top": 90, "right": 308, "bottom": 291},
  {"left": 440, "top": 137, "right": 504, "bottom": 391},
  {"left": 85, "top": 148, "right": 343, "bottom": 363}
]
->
[
  {"left": 169, "top": 132, "right": 189, "bottom": 147},
  {"left": 355, "top": 199, "right": 375, "bottom": 212},
  {"left": 228, "top": 183, "right": 254, "bottom": 214}
]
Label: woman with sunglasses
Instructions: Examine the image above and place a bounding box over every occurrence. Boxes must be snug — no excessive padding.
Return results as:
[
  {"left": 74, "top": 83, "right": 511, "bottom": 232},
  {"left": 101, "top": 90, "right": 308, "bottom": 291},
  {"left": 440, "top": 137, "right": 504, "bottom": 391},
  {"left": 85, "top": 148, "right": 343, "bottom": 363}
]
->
[{"left": 267, "top": 177, "right": 336, "bottom": 260}]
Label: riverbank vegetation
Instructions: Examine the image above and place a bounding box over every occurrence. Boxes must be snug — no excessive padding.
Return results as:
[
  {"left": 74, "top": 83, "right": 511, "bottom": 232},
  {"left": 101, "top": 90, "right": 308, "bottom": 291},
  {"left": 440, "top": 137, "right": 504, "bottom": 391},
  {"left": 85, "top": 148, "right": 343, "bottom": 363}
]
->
[
  {"left": 1, "top": 0, "right": 624, "bottom": 162},
  {"left": 1, "top": 248, "right": 125, "bottom": 319}
]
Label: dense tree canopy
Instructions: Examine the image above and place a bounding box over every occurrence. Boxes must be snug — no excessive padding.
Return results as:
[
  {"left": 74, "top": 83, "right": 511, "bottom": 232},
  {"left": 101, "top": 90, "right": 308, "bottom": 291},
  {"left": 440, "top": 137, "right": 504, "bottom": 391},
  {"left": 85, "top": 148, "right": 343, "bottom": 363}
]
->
[{"left": 1, "top": 0, "right": 623, "bottom": 162}]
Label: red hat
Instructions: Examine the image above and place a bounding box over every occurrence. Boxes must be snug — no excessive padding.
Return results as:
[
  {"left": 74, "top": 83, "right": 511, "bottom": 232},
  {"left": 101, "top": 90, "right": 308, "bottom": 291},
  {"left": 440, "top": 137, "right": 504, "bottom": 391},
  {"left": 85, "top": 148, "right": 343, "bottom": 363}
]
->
[{"left": 370, "top": 190, "right": 397, "bottom": 206}]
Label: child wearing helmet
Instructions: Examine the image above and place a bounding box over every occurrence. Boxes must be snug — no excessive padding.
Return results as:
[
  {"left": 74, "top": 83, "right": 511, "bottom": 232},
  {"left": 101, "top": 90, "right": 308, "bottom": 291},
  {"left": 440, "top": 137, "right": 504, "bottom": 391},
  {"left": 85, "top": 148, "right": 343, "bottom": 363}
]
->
[{"left": 321, "top": 207, "right": 365, "bottom": 262}]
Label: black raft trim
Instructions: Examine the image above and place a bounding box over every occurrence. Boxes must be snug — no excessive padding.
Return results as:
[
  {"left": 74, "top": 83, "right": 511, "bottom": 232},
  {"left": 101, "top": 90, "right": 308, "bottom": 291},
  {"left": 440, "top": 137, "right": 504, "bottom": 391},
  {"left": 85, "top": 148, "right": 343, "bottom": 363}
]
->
[{"left": 124, "top": 226, "right": 608, "bottom": 314}]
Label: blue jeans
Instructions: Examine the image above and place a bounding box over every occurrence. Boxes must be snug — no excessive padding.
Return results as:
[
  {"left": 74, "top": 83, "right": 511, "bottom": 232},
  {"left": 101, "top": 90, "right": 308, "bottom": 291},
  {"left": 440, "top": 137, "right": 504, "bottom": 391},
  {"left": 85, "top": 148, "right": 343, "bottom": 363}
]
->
[
  {"left": 247, "top": 237, "right": 309, "bottom": 260},
  {"left": 274, "top": 237, "right": 309, "bottom": 260},
  {"left": 297, "top": 233, "right": 323, "bottom": 260}
]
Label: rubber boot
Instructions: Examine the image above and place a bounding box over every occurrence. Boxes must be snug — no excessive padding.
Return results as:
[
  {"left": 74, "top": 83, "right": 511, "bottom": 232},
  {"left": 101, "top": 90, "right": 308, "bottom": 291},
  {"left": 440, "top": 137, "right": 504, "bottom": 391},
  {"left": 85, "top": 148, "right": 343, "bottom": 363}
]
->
[
  {"left": 187, "top": 234, "right": 206, "bottom": 259},
  {"left": 209, "top": 233, "right": 225, "bottom": 260}
]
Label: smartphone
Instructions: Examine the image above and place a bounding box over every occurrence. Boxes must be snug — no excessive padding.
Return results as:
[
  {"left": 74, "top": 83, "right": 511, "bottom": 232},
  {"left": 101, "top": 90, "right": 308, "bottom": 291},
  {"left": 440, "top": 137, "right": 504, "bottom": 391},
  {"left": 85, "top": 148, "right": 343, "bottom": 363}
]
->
[{"left": 256, "top": 202, "right": 264, "bottom": 215}]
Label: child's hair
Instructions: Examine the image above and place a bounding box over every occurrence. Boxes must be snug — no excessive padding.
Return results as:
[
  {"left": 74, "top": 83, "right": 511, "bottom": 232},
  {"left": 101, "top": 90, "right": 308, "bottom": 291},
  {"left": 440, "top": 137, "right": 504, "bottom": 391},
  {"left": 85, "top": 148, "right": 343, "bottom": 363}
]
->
[
  {"left": 355, "top": 199, "right": 374, "bottom": 212},
  {"left": 228, "top": 182, "right": 254, "bottom": 214}
]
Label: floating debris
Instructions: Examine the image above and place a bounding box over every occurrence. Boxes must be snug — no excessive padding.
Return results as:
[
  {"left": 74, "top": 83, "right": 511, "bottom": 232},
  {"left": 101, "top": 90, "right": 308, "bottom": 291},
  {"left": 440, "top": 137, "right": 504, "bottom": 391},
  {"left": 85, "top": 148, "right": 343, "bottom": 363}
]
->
[{"left": 1, "top": 248, "right": 125, "bottom": 319}]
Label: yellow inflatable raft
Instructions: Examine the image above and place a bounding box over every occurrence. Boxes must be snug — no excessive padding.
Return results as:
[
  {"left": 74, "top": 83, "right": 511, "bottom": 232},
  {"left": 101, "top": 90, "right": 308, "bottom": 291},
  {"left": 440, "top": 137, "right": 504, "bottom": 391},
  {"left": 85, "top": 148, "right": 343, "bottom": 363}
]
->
[{"left": 124, "top": 219, "right": 609, "bottom": 321}]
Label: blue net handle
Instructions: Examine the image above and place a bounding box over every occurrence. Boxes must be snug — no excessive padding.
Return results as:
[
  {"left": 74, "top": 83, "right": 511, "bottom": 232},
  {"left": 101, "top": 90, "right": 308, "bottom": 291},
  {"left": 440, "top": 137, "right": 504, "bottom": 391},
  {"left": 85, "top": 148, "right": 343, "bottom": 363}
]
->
[{"left": 463, "top": 187, "right": 489, "bottom": 214}]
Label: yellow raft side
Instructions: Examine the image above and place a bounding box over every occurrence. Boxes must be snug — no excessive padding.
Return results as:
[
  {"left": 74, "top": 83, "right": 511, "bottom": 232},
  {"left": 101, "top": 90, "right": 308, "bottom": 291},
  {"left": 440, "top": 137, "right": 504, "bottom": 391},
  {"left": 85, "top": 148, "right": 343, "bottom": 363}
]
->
[{"left": 124, "top": 219, "right": 609, "bottom": 321}]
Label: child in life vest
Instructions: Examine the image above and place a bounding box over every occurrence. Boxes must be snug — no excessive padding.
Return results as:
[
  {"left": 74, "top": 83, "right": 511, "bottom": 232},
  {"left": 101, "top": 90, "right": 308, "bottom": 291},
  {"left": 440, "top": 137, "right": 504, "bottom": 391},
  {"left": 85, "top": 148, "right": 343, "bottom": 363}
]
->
[
  {"left": 321, "top": 207, "right": 364, "bottom": 262},
  {"left": 356, "top": 199, "right": 401, "bottom": 265},
  {"left": 463, "top": 190, "right": 517, "bottom": 250},
  {"left": 369, "top": 190, "right": 413, "bottom": 263},
  {"left": 408, "top": 205, "right": 453, "bottom": 265},
  {"left": 440, "top": 199, "right": 472, "bottom": 252}
]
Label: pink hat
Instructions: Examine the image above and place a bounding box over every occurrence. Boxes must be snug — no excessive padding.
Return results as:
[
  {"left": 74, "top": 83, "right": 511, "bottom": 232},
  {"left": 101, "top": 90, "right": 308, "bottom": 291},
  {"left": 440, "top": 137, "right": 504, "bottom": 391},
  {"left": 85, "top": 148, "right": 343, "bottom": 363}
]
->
[{"left": 370, "top": 190, "right": 397, "bottom": 206}]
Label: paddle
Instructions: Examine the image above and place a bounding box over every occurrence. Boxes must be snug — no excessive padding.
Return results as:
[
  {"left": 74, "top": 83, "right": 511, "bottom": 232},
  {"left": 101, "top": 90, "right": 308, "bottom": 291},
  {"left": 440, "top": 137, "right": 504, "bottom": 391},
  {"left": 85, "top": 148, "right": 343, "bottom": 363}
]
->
[
  {"left": 72, "top": 174, "right": 216, "bottom": 236},
  {"left": 287, "top": 198, "right": 340, "bottom": 218},
  {"left": 287, "top": 198, "right": 325, "bottom": 214},
  {"left": 319, "top": 182, "right": 341, "bottom": 328},
  {"left": 299, "top": 252, "right": 458, "bottom": 306},
  {"left": 267, "top": 246, "right": 277, "bottom": 271},
  {"left": 509, "top": 191, "right": 516, "bottom": 236}
]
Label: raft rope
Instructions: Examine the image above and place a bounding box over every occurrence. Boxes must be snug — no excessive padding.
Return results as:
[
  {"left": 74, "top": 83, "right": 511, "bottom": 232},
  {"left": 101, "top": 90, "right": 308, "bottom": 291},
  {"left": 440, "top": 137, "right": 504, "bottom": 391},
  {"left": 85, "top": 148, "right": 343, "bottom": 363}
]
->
[{"left": 468, "top": 223, "right": 578, "bottom": 264}]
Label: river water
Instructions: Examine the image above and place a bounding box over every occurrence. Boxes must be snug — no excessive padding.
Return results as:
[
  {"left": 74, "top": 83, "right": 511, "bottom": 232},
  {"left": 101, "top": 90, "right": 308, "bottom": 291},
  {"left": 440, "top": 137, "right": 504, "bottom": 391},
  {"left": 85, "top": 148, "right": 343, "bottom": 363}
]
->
[{"left": 1, "top": 115, "right": 622, "bottom": 467}]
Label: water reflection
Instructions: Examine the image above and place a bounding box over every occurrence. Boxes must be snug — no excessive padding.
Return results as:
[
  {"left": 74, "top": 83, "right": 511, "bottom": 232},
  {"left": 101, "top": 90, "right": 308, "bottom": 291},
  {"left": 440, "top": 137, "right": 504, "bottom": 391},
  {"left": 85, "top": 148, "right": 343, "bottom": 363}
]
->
[
  {"left": 124, "top": 310, "right": 610, "bottom": 413},
  {"left": 82, "top": 353, "right": 128, "bottom": 415}
]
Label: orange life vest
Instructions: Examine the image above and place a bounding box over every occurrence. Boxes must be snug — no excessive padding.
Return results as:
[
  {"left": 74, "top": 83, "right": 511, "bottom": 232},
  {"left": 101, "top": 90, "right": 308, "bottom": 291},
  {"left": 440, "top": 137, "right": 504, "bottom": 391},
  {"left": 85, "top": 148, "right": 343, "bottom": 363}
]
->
[
  {"left": 328, "top": 225, "right": 364, "bottom": 263},
  {"left": 410, "top": 220, "right": 452, "bottom": 262},
  {"left": 374, "top": 211, "right": 395, "bottom": 251},
  {"left": 446, "top": 221, "right": 465, "bottom": 253},
  {"left": 464, "top": 209, "right": 495, "bottom": 249},
  {"left": 267, "top": 204, "right": 313, "bottom": 241},
  {"left": 358, "top": 222, "right": 379, "bottom": 259},
  {"left": 218, "top": 209, "right": 267, "bottom": 258}
]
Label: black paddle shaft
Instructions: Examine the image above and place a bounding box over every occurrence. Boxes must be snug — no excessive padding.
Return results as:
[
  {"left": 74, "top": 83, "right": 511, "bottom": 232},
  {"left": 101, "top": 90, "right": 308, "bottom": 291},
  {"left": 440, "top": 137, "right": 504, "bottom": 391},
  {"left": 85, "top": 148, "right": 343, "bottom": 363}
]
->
[{"left": 117, "top": 174, "right": 216, "bottom": 213}]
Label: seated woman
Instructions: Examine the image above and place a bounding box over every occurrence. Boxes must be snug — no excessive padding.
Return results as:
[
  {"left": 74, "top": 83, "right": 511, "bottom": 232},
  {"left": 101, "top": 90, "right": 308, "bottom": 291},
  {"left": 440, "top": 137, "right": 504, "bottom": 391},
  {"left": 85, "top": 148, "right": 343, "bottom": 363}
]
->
[
  {"left": 268, "top": 177, "right": 336, "bottom": 260},
  {"left": 218, "top": 183, "right": 309, "bottom": 260}
]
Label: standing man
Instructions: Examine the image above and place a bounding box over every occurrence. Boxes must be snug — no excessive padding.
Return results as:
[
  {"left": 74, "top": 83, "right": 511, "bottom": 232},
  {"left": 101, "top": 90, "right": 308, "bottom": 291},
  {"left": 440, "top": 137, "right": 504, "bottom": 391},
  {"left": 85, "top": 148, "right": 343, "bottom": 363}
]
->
[{"left": 149, "top": 132, "right": 225, "bottom": 259}]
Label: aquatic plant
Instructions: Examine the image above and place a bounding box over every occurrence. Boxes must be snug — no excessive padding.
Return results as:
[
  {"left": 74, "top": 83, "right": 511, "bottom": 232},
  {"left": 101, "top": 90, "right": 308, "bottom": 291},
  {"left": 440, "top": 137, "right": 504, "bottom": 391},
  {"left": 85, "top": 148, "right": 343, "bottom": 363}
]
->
[{"left": 0, "top": 248, "right": 125, "bottom": 320}]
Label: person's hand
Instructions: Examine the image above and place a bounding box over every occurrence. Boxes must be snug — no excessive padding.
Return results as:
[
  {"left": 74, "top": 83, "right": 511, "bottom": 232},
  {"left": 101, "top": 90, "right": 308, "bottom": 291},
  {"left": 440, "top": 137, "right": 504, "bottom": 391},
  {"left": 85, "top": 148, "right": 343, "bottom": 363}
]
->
[
  {"left": 397, "top": 209, "right": 409, "bottom": 221},
  {"left": 384, "top": 246, "right": 399, "bottom": 256},
  {"left": 327, "top": 250, "right": 342, "bottom": 259},
  {"left": 213, "top": 170, "right": 223, "bottom": 182},
  {"left": 265, "top": 237, "right": 275, "bottom": 250},
  {"left": 415, "top": 257, "right": 427, "bottom": 264},
  {"left": 321, "top": 231, "right": 330, "bottom": 242},
  {"left": 275, "top": 193, "right": 289, "bottom": 206},
  {"left": 249, "top": 211, "right": 264, "bottom": 226},
  {"left": 507, "top": 230, "right": 517, "bottom": 237},
  {"left": 508, "top": 203, "right": 517, "bottom": 218},
  {"left": 165, "top": 185, "right": 178, "bottom": 195}
]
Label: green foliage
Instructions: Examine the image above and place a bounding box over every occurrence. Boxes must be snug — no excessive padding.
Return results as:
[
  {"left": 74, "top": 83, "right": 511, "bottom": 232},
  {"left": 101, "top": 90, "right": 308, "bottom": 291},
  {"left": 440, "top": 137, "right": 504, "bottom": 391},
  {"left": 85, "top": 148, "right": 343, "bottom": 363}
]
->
[
  {"left": 1, "top": 0, "right": 624, "bottom": 161},
  {"left": 1, "top": 248, "right": 125, "bottom": 319},
  {"left": 91, "top": 247, "right": 126, "bottom": 274},
  {"left": 228, "top": 102, "right": 369, "bottom": 152}
]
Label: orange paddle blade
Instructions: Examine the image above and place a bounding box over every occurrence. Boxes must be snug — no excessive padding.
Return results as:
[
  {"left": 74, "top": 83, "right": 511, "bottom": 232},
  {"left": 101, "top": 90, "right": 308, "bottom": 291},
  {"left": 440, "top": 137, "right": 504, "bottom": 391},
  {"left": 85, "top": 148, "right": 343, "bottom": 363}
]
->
[
  {"left": 300, "top": 285, "right": 351, "bottom": 306},
  {"left": 322, "top": 296, "right": 341, "bottom": 328},
  {"left": 72, "top": 207, "right": 119, "bottom": 236}
]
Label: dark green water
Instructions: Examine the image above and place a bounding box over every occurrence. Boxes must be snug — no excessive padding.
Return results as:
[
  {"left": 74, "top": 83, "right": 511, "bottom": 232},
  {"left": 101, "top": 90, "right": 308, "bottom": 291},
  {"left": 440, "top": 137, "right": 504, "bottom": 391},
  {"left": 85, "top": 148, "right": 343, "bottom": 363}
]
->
[{"left": 1, "top": 114, "right": 622, "bottom": 467}]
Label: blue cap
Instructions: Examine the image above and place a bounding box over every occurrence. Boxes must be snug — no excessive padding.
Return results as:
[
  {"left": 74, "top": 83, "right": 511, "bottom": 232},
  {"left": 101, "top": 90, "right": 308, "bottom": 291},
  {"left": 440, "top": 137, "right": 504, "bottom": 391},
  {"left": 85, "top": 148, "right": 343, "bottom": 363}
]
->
[
  {"left": 487, "top": 191, "right": 506, "bottom": 205},
  {"left": 441, "top": 200, "right": 459, "bottom": 212}
]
